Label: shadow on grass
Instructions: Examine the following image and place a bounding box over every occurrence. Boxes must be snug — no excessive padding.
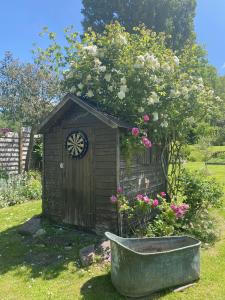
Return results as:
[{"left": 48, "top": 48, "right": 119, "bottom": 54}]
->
[
  {"left": 80, "top": 274, "right": 172, "bottom": 300},
  {"left": 0, "top": 216, "right": 173, "bottom": 299},
  {"left": 0, "top": 215, "right": 100, "bottom": 280}
]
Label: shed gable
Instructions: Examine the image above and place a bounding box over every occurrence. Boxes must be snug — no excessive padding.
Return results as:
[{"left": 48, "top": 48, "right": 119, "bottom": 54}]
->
[{"left": 38, "top": 94, "right": 130, "bottom": 134}]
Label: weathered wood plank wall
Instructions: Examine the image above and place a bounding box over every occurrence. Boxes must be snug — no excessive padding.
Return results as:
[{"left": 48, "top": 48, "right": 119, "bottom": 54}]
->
[
  {"left": 120, "top": 145, "right": 166, "bottom": 197},
  {"left": 0, "top": 128, "right": 30, "bottom": 174}
]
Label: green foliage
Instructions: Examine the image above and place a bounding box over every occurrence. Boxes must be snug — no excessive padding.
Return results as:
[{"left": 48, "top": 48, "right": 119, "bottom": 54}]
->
[
  {"left": 0, "top": 171, "right": 42, "bottom": 208},
  {"left": 178, "top": 169, "right": 223, "bottom": 214},
  {"left": 81, "top": 0, "right": 196, "bottom": 51},
  {"left": 207, "top": 151, "right": 225, "bottom": 164},
  {"left": 180, "top": 210, "right": 218, "bottom": 244},
  {"left": 32, "top": 136, "right": 43, "bottom": 170},
  {"left": 213, "top": 126, "right": 225, "bottom": 146},
  {"left": 146, "top": 198, "right": 177, "bottom": 237},
  {"left": 114, "top": 168, "right": 224, "bottom": 243},
  {"left": 0, "top": 51, "right": 61, "bottom": 128}
]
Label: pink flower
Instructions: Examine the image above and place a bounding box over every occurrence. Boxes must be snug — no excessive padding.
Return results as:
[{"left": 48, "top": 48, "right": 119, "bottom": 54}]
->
[
  {"left": 0, "top": 128, "right": 11, "bottom": 136},
  {"left": 141, "top": 136, "right": 152, "bottom": 149},
  {"left": 110, "top": 195, "right": 117, "bottom": 203},
  {"left": 160, "top": 192, "right": 166, "bottom": 197},
  {"left": 180, "top": 204, "right": 189, "bottom": 210},
  {"left": 136, "top": 194, "right": 143, "bottom": 201},
  {"left": 170, "top": 203, "right": 189, "bottom": 218},
  {"left": 117, "top": 187, "right": 123, "bottom": 193},
  {"left": 143, "top": 196, "right": 150, "bottom": 204},
  {"left": 152, "top": 199, "right": 159, "bottom": 208},
  {"left": 143, "top": 114, "right": 150, "bottom": 122},
  {"left": 170, "top": 204, "right": 176, "bottom": 211},
  {"left": 132, "top": 127, "right": 139, "bottom": 137}
]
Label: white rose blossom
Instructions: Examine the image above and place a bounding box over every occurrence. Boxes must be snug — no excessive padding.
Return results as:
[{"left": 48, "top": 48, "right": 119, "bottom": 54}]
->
[
  {"left": 87, "top": 90, "right": 94, "bottom": 98},
  {"left": 62, "top": 69, "right": 70, "bottom": 74},
  {"left": 70, "top": 86, "right": 76, "bottom": 93},
  {"left": 152, "top": 112, "right": 159, "bottom": 121},
  {"left": 83, "top": 45, "right": 98, "bottom": 56},
  {"left": 134, "top": 55, "right": 145, "bottom": 68},
  {"left": 78, "top": 83, "right": 83, "bottom": 90},
  {"left": 145, "top": 53, "right": 160, "bottom": 69},
  {"left": 170, "top": 89, "right": 181, "bottom": 98},
  {"left": 173, "top": 56, "right": 179, "bottom": 66},
  {"left": 94, "top": 58, "right": 102, "bottom": 67},
  {"left": 104, "top": 73, "right": 111, "bottom": 82},
  {"left": 108, "top": 85, "right": 113, "bottom": 92},
  {"left": 99, "top": 65, "right": 106, "bottom": 72},
  {"left": 160, "top": 121, "right": 169, "bottom": 128},
  {"left": 138, "top": 107, "right": 144, "bottom": 113},
  {"left": 120, "top": 85, "right": 128, "bottom": 93},
  {"left": 118, "top": 34, "right": 127, "bottom": 45},
  {"left": 162, "top": 63, "right": 172, "bottom": 73},
  {"left": 70, "top": 61, "right": 76, "bottom": 67},
  {"left": 117, "top": 90, "right": 126, "bottom": 100},
  {"left": 86, "top": 74, "right": 92, "bottom": 81},
  {"left": 147, "top": 92, "right": 159, "bottom": 105},
  {"left": 120, "top": 77, "right": 126, "bottom": 84},
  {"left": 76, "top": 91, "right": 81, "bottom": 97}
]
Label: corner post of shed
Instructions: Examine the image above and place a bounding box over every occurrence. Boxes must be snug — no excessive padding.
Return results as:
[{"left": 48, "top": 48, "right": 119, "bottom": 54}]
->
[{"left": 116, "top": 128, "right": 122, "bottom": 236}]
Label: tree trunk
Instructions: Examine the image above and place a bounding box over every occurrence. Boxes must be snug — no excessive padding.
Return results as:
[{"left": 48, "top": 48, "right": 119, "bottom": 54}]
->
[{"left": 24, "top": 126, "right": 35, "bottom": 172}]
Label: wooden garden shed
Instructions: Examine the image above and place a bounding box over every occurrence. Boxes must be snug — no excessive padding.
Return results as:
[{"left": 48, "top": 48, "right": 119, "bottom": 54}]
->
[{"left": 39, "top": 94, "right": 166, "bottom": 234}]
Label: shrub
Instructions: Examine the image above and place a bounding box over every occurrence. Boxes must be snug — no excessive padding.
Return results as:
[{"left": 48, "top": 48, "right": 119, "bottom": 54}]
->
[
  {"left": 179, "top": 210, "right": 218, "bottom": 244},
  {"left": 111, "top": 170, "right": 223, "bottom": 244},
  {"left": 110, "top": 189, "right": 189, "bottom": 237},
  {"left": 0, "top": 171, "right": 42, "bottom": 208},
  {"left": 146, "top": 170, "right": 222, "bottom": 243},
  {"left": 178, "top": 169, "right": 223, "bottom": 214}
]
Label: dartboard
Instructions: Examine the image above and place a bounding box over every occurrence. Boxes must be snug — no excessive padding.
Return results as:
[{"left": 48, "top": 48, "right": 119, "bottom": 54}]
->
[{"left": 65, "top": 130, "right": 88, "bottom": 159}]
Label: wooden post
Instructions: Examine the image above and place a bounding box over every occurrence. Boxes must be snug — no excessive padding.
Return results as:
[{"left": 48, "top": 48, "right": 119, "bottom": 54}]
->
[
  {"left": 18, "top": 128, "right": 23, "bottom": 174},
  {"left": 25, "top": 127, "right": 34, "bottom": 172}
]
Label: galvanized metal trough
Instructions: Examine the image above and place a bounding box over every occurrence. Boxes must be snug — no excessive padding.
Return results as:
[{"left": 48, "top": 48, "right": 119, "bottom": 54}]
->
[{"left": 105, "top": 232, "right": 201, "bottom": 298}]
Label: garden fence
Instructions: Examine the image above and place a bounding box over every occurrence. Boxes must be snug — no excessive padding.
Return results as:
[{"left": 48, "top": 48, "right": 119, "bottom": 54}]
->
[{"left": 0, "top": 128, "right": 30, "bottom": 175}]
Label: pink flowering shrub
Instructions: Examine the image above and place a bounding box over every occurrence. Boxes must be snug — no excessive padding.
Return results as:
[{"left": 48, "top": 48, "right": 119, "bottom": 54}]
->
[
  {"left": 110, "top": 189, "right": 191, "bottom": 237},
  {"left": 110, "top": 171, "right": 223, "bottom": 242}
]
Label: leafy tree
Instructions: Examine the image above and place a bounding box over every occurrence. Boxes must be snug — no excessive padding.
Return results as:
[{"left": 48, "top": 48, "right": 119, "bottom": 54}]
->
[
  {"left": 81, "top": 0, "right": 196, "bottom": 50},
  {"left": 0, "top": 52, "right": 61, "bottom": 170},
  {"left": 34, "top": 23, "right": 220, "bottom": 194}
]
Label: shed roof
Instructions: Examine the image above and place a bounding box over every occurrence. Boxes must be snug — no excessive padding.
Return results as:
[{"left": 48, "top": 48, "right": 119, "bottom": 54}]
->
[{"left": 38, "top": 94, "right": 131, "bottom": 133}]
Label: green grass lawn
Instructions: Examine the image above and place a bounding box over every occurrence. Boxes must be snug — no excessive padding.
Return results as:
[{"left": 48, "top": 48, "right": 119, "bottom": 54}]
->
[
  {"left": 187, "top": 145, "right": 225, "bottom": 162},
  {"left": 0, "top": 163, "right": 225, "bottom": 299}
]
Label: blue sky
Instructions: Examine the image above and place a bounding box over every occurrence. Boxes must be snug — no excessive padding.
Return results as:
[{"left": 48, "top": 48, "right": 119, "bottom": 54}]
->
[{"left": 0, "top": 0, "right": 224, "bottom": 75}]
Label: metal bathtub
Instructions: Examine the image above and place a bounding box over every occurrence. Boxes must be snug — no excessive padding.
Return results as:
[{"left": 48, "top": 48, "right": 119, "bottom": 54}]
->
[{"left": 105, "top": 232, "right": 201, "bottom": 298}]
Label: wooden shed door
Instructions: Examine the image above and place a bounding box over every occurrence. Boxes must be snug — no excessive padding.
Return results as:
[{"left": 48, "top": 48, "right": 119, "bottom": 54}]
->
[{"left": 63, "top": 127, "right": 95, "bottom": 228}]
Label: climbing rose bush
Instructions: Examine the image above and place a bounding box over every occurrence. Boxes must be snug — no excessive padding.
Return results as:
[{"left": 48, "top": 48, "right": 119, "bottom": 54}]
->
[
  {"left": 35, "top": 23, "right": 220, "bottom": 151},
  {"left": 110, "top": 188, "right": 190, "bottom": 236}
]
